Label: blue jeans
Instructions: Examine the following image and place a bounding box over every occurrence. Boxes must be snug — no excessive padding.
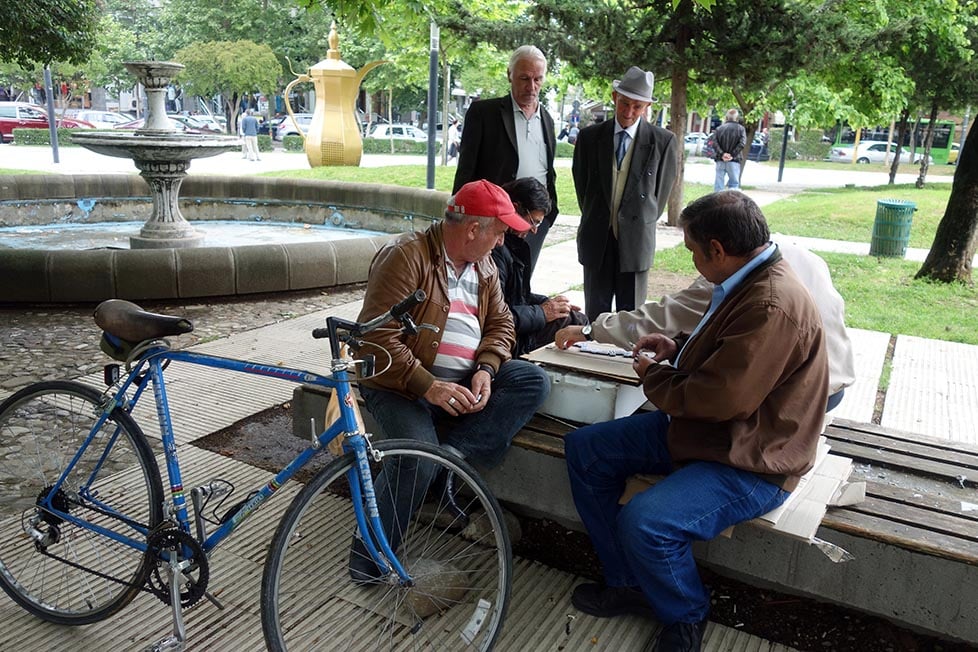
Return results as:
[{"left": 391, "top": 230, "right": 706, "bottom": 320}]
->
[
  {"left": 565, "top": 411, "right": 789, "bottom": 625},
  {"left": 714, "top": 160, "right": 742, "bottom": 192},
  {"left": 358, "top": 359, "right": 550, "bottom": 551}
]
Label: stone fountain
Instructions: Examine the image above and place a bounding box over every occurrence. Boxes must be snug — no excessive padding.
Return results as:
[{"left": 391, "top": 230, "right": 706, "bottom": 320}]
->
[{"left": 71, "top": 61, "right": 240, "bottom": 248}]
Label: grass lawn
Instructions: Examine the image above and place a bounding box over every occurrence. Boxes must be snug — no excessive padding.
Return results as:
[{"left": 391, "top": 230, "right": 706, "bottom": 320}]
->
[{"left": 652, "top": 240, "right": 978, "bottom": 345}]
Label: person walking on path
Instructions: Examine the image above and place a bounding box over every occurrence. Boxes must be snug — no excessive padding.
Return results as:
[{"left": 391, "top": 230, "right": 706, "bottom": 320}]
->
[
  {"left": 453, "top": 45, "right": 559, "bottom": 276},
  {"left": 712, "top": 108, "right": 747, "bottom": 191},
  {"left": 565, "top": 191, "right": 828, "bottom": 652},
  {"left": 573, "top": 66, "right": 679, "bottom": 320},
  {"left": 241, "top": 109, "right": 260, "bottom": 162}
]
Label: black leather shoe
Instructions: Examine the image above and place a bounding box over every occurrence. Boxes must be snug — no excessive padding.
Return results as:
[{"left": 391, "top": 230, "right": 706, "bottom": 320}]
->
[
  {"left": 348, "top": 538, "right": 385, "bottom": 585},
  {"left": 651, "top": 619, "right": 707, "bottom": 652},
  {"left": 571, "top": 582, "right": 654, "bottom": 618}
]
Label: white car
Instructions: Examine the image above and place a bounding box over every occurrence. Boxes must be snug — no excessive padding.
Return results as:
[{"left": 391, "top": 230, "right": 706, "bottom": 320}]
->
[
  {"left": 275, "top": 113, "right": 312, "bottom": 140},
  {"left": 829, "top": 141, "right": 932, "bottom": 165},
  {"left": 369, "top": 123, "right": 428, "bottom": 142},
  {"left": 71, "top": 110, "right": 132, "bottom": 129},
  {"left": 684, "top": 132, "right": 709, "bottom": 156}
]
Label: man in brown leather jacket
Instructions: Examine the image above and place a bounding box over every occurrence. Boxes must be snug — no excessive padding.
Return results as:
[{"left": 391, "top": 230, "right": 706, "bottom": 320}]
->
[{"left": 350, "top": 180, "right": 551, "bottom": 582}]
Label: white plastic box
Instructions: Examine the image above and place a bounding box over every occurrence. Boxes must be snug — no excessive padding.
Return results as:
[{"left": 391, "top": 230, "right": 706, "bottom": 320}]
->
[{"left": 537, "top": 367, "right": 648, "bottom": 424}]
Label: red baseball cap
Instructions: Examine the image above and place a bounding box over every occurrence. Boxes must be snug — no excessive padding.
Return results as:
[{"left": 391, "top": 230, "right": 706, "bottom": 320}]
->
[{"left": 448, "top": 180, "right": 532, "bottom": 232}]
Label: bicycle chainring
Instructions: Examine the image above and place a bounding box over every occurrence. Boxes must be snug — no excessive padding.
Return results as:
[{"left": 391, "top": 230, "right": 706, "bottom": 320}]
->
[{"left": 146, "top": 525, "right": 209, "bottom": 608}]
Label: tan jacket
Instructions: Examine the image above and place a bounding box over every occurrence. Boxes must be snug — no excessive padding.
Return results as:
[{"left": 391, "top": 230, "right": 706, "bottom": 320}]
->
[
  {"left": 357, "top": 222, "right": 515, "bottom": 400},
  {"left": 642, "top": 253, "right": 829, "bottom": 491}
]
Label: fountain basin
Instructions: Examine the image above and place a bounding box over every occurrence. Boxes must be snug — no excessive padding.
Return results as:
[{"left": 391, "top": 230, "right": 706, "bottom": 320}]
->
[{"left": 0, "top": 174, "right": 448, "bottom": 303}]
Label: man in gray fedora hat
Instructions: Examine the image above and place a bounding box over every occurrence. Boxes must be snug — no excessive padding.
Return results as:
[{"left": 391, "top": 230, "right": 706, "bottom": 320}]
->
[{"left": 573, "top": 66, "right": 679, "bottom": 320}]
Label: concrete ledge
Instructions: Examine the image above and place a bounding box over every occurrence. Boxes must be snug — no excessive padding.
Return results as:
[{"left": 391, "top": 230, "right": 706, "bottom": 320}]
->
[{"left": 0, "top": 174, "right": 447, "bottom": 303}]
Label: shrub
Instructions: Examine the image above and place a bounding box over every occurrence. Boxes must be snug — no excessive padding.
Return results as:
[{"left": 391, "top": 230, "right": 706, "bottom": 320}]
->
[
  {"left": 362, "top": 138, "right": 439, "bottom": 155},
  {"left": 283, "top": 135, "right": 305, "bottom": 152},
  {"left": 768, "top": 128, "right": 831, "bottom": 161},
  {"left": 258, "top": 134, "right": 273, "bottom": 152},
  {"left": 556, "top": 141, "right": 575, "bottom": 158},
  {"left": 12, "top": 127, "right": 89, "bottom": 146}
]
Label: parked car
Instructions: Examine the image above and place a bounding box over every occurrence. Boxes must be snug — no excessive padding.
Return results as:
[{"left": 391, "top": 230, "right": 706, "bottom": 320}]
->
[
  {"left": 700, "top": 134, "right": 769, "bottom": 161},
  {"left": 829, "top": 141, "right": 932, "bottom": 165},
  {"left": 747, "top": 136, "right": 770, "bottom": 162},
  {"left": 369, "top": 123, "right": 428, "bottom": 142},
  {"left": 114, "top": 117, "right": 204, "bottom": 134},
  {"left": 187, "top": 114, "right": 226, "bottom": 133},
  {"left": 0, "top": 101, "right": 95, "bottom": 143},
  {"left": 168, "top": 114, "right": 221, "bottom": 133},
  {"left": 683, "top": 132, "right": 709, "bottom": 156},
  {"left": 259, "top": 115, "right": 287, "bottom": 138},
  {"left": 69, "top": 110, "right": 131, "bottom": 130},
  {"left": 275, "top": 113, "right": 313, "bottom": 140},
  {"left": 948, "top": 142, "right": 960, "bottom": 165}
]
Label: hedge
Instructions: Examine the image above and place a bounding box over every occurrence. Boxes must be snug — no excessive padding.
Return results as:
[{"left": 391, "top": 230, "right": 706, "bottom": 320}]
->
[
  {"left": 12, "top": 127, "right": 91, "bottom": 146},
  {"left": 283, "top": 135, "right": 305, "bottom": 152},
  {"left": 362, "top": 138, "right": 441, "bottom": 155}
]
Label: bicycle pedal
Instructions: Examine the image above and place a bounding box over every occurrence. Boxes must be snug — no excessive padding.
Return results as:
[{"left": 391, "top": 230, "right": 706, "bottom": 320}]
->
[{"left": 142, "top": 635, "right": 184, "bottom": 652}]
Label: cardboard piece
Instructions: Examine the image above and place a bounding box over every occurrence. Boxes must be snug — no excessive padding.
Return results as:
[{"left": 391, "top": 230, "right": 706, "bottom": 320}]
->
[{"left": 524, "top": 343, "right": 642, "bottom": 385}]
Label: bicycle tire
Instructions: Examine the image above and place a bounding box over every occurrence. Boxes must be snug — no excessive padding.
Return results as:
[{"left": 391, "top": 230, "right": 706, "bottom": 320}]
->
[
  {"left": 261, "top": 439, "right": 512, "bottom": 651},
  {"left": 0, "top": 380, "right": 164, "bottom": 624}
]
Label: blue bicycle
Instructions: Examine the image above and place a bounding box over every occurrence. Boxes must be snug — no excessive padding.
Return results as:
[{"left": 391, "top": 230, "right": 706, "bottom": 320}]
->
[{"left": 0, "top": 292, "right": 512, "bottom": 651}]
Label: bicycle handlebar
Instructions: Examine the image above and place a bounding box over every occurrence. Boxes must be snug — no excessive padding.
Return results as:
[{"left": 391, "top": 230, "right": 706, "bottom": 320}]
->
[{"left": 312, "top": 290, "right": 428, "bottom": 362}]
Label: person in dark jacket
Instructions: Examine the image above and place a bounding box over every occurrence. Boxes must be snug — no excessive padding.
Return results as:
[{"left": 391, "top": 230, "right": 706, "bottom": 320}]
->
[
  {"left": 712, "top": 108, "right": 747, "bottom": 191},
  {"left": 492, "top": 178, "right": 587, "bottom": 356}
]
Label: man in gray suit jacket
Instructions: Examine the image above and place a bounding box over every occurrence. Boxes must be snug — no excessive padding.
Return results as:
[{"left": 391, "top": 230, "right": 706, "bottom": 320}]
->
[
  {"left": 453, "top": 45, "right": 558, "bottom": 275},
  {"left": 574, "top": 66, "right": 679, "bottom": 320}
]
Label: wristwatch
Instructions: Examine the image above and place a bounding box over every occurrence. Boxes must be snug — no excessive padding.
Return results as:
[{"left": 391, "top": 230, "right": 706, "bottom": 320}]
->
[{"left": 581, "top": 324, "right": 594, "bottom": 341}]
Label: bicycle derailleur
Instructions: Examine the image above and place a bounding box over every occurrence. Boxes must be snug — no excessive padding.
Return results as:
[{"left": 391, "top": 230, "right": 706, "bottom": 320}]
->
[{"left": 145, "top": 523, "right": 210, "bottom": 609}]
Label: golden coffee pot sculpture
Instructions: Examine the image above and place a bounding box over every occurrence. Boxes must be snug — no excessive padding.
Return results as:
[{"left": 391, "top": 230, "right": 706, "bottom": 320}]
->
[{"left": 284, "top": 22, "right": 384, "bottom": 167}]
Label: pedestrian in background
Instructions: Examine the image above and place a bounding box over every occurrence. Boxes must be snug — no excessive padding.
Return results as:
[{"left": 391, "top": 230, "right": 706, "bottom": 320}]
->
[
  {"left": 241, "top": 109, "right": 260, "bottom": 162},
  {"left": 453, "top": 45, "right": 559, "bottom": 276},
  {"left": 712, "top": 108, "right": 747, "bottom": 191}
]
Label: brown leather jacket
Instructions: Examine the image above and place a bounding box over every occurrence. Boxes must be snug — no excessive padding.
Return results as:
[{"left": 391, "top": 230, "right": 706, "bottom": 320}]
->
[
  {"left": 642, "top": 252, "right": 829, "bottom": 491},
  {"left": 357, "top": 222, "right": 515, "bottom": 399}
]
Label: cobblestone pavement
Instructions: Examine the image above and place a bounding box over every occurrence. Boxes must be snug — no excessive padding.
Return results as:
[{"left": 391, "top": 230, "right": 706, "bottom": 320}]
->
[{"left": 0, "top": 284, "right": 367, "bottom": 393}]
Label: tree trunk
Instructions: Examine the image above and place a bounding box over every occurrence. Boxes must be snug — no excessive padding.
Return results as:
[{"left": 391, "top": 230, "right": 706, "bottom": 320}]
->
[
  {"left": 888, "top": 109, "right": 910, "bottom": 184},
  {"left": 915, "top": 101, "right": 938, "bottom": 189},
  {"left": 666, "top": 0, "right": 693, "bottom": 227},
  {"left": 915, "top": 115, "right": 978, "bottom": 284}
]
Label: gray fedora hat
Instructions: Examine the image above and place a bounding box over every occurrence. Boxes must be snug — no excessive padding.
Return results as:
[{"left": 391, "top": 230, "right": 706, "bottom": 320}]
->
[{"left": 613, "top": 66, "right": 656, "bottom": 103}]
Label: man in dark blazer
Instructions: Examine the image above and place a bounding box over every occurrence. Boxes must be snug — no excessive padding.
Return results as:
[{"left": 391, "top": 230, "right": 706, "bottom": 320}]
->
[
  {"left": 574, "top": 66, "right": 679, "bottom": 320},
  {"left": 453, "top": 45, "right": 558, "bottom": 275}
]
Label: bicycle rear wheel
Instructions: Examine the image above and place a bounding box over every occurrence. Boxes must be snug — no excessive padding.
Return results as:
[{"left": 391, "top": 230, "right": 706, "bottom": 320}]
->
[
  {"left": 261, "top": 439, "right": 512, "bottom": 651},
  {"left": 0, "top": 380, "right": 163, "bottom": 624}
]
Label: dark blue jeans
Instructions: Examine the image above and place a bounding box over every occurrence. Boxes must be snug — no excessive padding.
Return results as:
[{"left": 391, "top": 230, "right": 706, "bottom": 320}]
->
[
  {"left": 358, "top": 359, "right": 550, "bottom": 551},
  {"left": 565, "top": 410, "right": 789, "bottom": 625}
]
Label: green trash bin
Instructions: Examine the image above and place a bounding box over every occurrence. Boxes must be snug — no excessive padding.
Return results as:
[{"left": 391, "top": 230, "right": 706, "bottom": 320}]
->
[{"left": 869, "top": 199, "right": 917, "bottom": 257}]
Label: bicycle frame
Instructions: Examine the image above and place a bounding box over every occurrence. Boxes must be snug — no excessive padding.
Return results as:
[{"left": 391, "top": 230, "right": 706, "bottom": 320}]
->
[{"left": 44, "top": 319, "right": 412, "bottom": 581}]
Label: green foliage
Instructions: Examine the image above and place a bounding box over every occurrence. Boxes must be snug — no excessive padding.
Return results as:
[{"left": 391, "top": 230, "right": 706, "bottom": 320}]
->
[
  {"left": 555, "top": 142, "right": 575, "bottom": 158},
  {"left": 258, "top": 135, "right": 273, "bottom": 152},
  {"left": 362, "top": 138, "right": 438, "bottom": 155},
  {"left": 11, "top": 128, "right": 88, "bottom": 146},
  {"left": 283, "top": 135, "right": 305, "bottom": 152},
  {"left": 0, "top": 0, "right": 100, "bottom": 68},
  {"left": 768, "top": 129, "right": 831, "bottom": 162}
]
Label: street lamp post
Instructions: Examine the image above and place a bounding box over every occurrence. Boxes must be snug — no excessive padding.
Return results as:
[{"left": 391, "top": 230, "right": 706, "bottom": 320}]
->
[
  {"left": 777, "top": 92, "right": 795, "bottom": 183},
  {"left": 426, "top": 21, "right": 439, "bottom": 189}
]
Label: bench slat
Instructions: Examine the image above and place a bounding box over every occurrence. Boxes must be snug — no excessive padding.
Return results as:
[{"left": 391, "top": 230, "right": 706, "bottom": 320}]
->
[
  {"left": 823, "top": 508, "right": 978, "bottom": 566},
  {"left": 829, "top": 418, "right": 978, "bottom": 456},
  {"left": 841, "top": 495, "right": 978, "bottom": 543},
  {"left": 826, "top": 440, "right": 975, "bottom": 487},
  {"left": 825, "top": 426, "right": 978, "bottom": 471}
]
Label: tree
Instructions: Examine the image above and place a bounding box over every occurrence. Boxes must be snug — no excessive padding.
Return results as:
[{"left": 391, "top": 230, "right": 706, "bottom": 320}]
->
[
  {"left": 0, "top": 0, "right": 100, "bottom": 67},
  {"left": 173, "top": 41, "right": 280, "bottom": 134},
  {"left": 915, "top": 117, "right": 978, "bottom": 283}
]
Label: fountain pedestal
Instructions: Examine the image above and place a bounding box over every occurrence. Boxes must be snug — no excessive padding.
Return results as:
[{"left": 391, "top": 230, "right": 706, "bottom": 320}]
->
[{"left": 71, "top": 60, "right": 240, "bottom": 249}]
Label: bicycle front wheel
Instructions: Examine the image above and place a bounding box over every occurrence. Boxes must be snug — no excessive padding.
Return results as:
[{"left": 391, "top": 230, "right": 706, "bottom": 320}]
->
[
  {"left": 0, "top": 381, "right": 164, "bottom": 624},
  {"left": 261, "top": 439, "right": 512, "bottom": 651}
]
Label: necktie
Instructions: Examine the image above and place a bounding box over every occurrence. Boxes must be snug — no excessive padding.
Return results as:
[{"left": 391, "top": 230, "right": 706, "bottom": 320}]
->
[{"left": 616, "top": 131, "right": 628, "bottom": 169}]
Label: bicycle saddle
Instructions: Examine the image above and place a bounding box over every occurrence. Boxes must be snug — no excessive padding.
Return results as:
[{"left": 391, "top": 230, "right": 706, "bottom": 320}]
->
[{"left": 94, "top": 299, "right": 194, "bottom": 343}]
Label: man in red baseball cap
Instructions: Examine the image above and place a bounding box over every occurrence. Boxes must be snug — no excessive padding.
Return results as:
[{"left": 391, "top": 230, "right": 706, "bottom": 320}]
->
[{"left": 349, "top": 180, "right": 550, "bottom": 583}]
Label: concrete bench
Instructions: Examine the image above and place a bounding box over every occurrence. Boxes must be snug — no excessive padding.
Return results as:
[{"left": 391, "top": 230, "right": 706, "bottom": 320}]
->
[{"left": 292, "top": 384, "right": 978, "bottom": 644}]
